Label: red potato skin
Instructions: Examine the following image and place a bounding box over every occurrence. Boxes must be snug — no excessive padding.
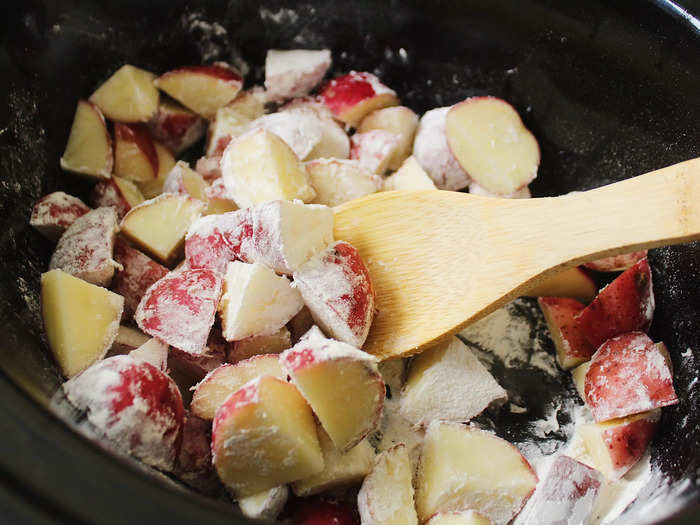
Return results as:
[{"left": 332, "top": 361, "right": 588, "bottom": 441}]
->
[
  {"left": 584, "top": 332, "right": 677, "bottom": 422},
  {"left": 320, "top": 73, "right": 378, "bottom": 116},
  {"left": 602, "top": 413, "right": 660, "bottom": 479},
  {"left": 114, "top": 123, "right": 159, "bottom": 178},
  {"left": 584, "top": 250, "right": 648, "bottom": 272},
  {"left": 111, "top": 239, "right": 168, "bottom": 321},
  {"left": 328, "top": 242, "right": 375, "bottom": 336},
  {"left": 195, "top": 156, "right": 222, "bottom": 183},
  {"left": 30, "top": 192, "right": 90, "bottom": 240},
  {"left": 90, "top": 179, "right": 132, "bottom": 220},
  {"left": 576, "top": 258, "right": 654, "bottom": 350},
  {"left": 185, "top": 209, "right": 252, "bottom": 274},
  {"left": 539, "top": 297, "right": 594, "bottom": 361},
  {"left": 160, "top": 64, "right": 243, "bottom": 83},
  {"left": 287, "top": 497, "right": 360, "bottom": 525},
  {"left": 147, "top": 103, "right": 206, "bottom": 155}
]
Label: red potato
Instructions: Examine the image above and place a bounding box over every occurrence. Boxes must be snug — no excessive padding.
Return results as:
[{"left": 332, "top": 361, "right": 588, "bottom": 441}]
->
[
  {"left": 350, "top": 129, "right": 401, "bottom": 175},
  {"left": 319, "top": 71, "right": 399, "bottom": 127},
  {"left": 383, "top": 156, "right": 437, "bottom": 191},
  {"left": 468, "top": 181, "right": 531, "bottom": 199},
  {"left": 525, "top": 266, "right": 598, "bottom": 304},
  {"left": 358, "top": 106, "right": 419, "bottom": 170},
  {"left": 304, "top": 158, "right": 382, "bottom": 206},
  {"left": 88, "top": 65, "right": 159, "bottom": 123},
  {"left": 584, "top": 250, "right": 648, "bottom": 273},
  {"left": 135, "top": 268, "right": 223, "bottom": 355},
  {"left": 280, "top": 337, "right": 384, "bottom": 451},
  {"left": 184, "top": 209, "right": 250, "bottom": 274},
  {"left": 30, "top": 191, "right": 90, "bottom": 242},
  {"left": 264, "top": 49, "right": 332, "bottom": 101},
  {"left": 228, "top": 327, "right": 291, "bottom": 363},
  {"left": 173, "top": 413, "right": 220, "bottom": 494},
  {"left": 579, "top": 409, "right": 661, "bottom": 480},
  {"left": 293, "top": 241, "right": 375, "bottom": 348},
  {"left": 111, "top": 239, "right": 168, "bottom": 320},
  {"left": 280, "top": 101, "right": 352, "bottom": 160},
  {"left": 109, "top": 325, "right": 150, "bottom": 355},
  {"left": 113, "top": 123, "right": 159, "bottom": 183},
  {"left": 135, "top": 142, "right": 177, "bottom": 199},
  {"left": 584, "top": 332, "right": 677, "bottom": 422},
  {"left": 538, "top": 297, "right": 594, "bottom": 370},
  {"left": 91, "top": 176, "right": 144, "bottom": 220},
  {"left": 205, "top": 88, "right": 266, "bottom": 157},
  {"left": 412, "top": 107, "right": 471, "bottom": 190},
  {"left": 190, "top": 354, "right": 284, "bottom": 420},
  {"left": 59, "top": 100, "right": 113, "bottom": 179},
  {"left": 162, "top": 161, "right": 209, "bottom": 203},
  {"left": 211, "top": 375, "right": 324, "bottom": 497},
  {"left": 247, "top": 108, "right": 323, "bottom": 160},
  {"left": 576, "top": 258, "right": 654, "bottom": 350},
  {"left": 195, "top": 155, "right": 222, "bottom": 183},
  {"left": 445, "top": 97, "right": 540, "bottom": 195},
  {"left": 236, "top": 200, "right": 335, "bottom": 275},
  {"left": 204, "top": 177, "right": 238, "bottom": 215},
  {"left": 238, "top": 486, "right": 289, "bottom": 521},
  {"left": 49, "top": 207, "right": 120, "bottom": 287},
  {"left": 516, "top": 455, "right": 603, "bottom": 525},
  {"left": 288, "top": 498, "right": 360, "bottom": 525},
  {"left": 147, "top": 99, "right": 206, "bottom": 155},
  {"left": 154, "top": 63, "right": 243, "bottom": 119},
  {"left": 128, "top": 337, "right": 169, "bottom": 371},
  {"left": 63, "top": 354, "right": 184, "bottom": 471}
]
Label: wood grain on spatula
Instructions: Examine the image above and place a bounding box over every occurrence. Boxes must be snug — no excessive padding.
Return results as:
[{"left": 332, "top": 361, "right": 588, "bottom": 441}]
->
[{"left": 333, "top": 158, "right": 700, "bottom": 360}]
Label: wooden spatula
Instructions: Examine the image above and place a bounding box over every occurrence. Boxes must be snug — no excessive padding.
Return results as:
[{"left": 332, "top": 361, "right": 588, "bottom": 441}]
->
[{"left": 333, "top": 158, "right": 700, "bottom": 360}]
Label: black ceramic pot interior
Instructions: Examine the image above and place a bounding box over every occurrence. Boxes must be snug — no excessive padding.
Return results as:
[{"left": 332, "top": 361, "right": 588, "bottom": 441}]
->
[{"left": 0, "top": 0, "right": 699, "bottom": 524}]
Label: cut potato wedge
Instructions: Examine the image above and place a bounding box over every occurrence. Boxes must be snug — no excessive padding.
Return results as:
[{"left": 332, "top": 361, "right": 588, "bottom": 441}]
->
[
  {"left": 89, "top": 65, "right": 159, "bottom": 123},
  {"left": 60, "top": 100, "right": 113, "bottom": 179}
]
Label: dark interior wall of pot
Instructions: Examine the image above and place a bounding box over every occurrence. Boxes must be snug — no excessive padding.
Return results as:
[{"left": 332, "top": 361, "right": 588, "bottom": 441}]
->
[{"left": 0, "top": 1, "right": 699, "bottom": 524}]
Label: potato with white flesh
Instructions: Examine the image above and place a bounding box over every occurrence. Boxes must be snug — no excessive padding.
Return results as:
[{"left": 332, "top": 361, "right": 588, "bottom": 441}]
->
[
  {"left": 238, "top": 485, "right": 289, "bottom": 521},
  {"left": 577, "top": 258, "right": 655, "bottom": 350},
  {"left": 147, "top": 99, "right": 206, "bottom": 155},
  {"left": 120, "top": 193, "right": 205, "bottom": 266},
  {"left": 49, "top": 207, "right": 120, "bottom": 287},
  {"left": 307, "top": 116, "right": 351, "bottom": 160},
  {"left": 205, "top": 178, "right": 238, "bottom": 215},
  {"left": 446, "top": 97, "right": 539, "bottom": 195},
  {"left": 293, "top": 241, "right": 375, "bottom": 348},
  {"left": 162, "top": 161, "right": 209, "bottom": 203},
  {"left": 154, "top": 63, "right": 243, "bottom": 119},
  {"left": 292, "top": 428, "right": 375, "bottom": 496},
  {"left": 30, "top": 192, "right": 90, "bottom": 241},
  {"left": 426, "top": 511, "right": 492, "bottom": 525},
  {"left": 413, "top": 107, "right": 471, "bottom": 190},
  {"left": 525, "top": 266, "right": 598, "bottom": 304},
  {"left": 136, "top": 268, "right": 223, "bottom": 355},
  {"left": 238, "top": 200, "right": 335, "bottom": 275},
  {"left": 359, "top": 106, "right": 419, "bottom": 170},
  {"left": 358, "top": 444, "right": 418, "bottom": 525},
  {"left": 91, "top": 177, "right": 144, "bottom": 220},
  {"left": 109, "top": 325, "right": 150, "bottom": 355},
  {"left": 538, "top": 297, "right": 594, "bottom": 370},
  {"left": 280, "top": 337, "right": 384, "bottom": 451},
  {"left": 571, "top": 360, "right": 590, "bottom": 400},
  {"left": 584, "top": 332, "right": 677, "bottom": 422},
  {"left": 219, "top": 261, "right": 304, "bottom": 341},
  {"left": 305, "top": 158, "right": 382, "bottom": 206},
  {"left": 41, "top": 269, "right": 124, "bottom": 377},
  {"left": 190, "top": 355, "right": 285, "bottom": 420},
  {"left": 195, "top": 155, "right": 222, "bottom": 183},
  {"left": 113, "top": 123, "right": 159, "bottom": 183},
  {"left": 60, "top": 100, "right": 113, "bottom": 179},
  {"left": 320, "top": 71, "right": 399, "bottom": 127},
  {"left": 350, "top": 129, "right": 402, "bottom": 175},
  {"left": 584, "top": 250, "right": 648, "bottom": 272},
  {"left": 185, "top": 210, "right": 250, "bottom": 274},
  {"left": 111, "top": 239, "right": 168, "bottom": 320},
  {"left": 228, "top": 327, "right": 292, "bottom": 363},
  {"left": 206, "top": 89, "right": 266, "bottom": 157},
  {"left": 515, "top": 455, "right": 602, "bottom": 525},
  {"left": 578, "top": 409, "right": 661, "bottom": 480},
  {"left": 221, "top": 128, "right": 316, "bottom": 208},
  {"left": 416, "top": 422, "right": 538, "bottom": 524},
  {"left": 264, "top": 49, "right": 331, "bottom": 101},
  {"left": 468, "top": 182, "right": 531, "bottom": 199},
  {"left": 384, "top": 156, "right": 437, "bottom": 191},
  {"left": 400, "top": 336, "right": 507, "bottom": 427},
  {"left": 212, "top": 375, "right": 324, "bottom": 497},
  {"left": 129, "top": 338, "right": 169, "bottom": 371},
  {"left": 89, "top": 65, "right": 159, "bottom": 122},
  {"left": 248, "top": 108, "right": 323, "bottom": 160},
  {"left": 63, "top": 354, "right": 183, "bottom": 471},
  {"left": 136, "top": 142, "right": 176, "bottom": 199}
]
